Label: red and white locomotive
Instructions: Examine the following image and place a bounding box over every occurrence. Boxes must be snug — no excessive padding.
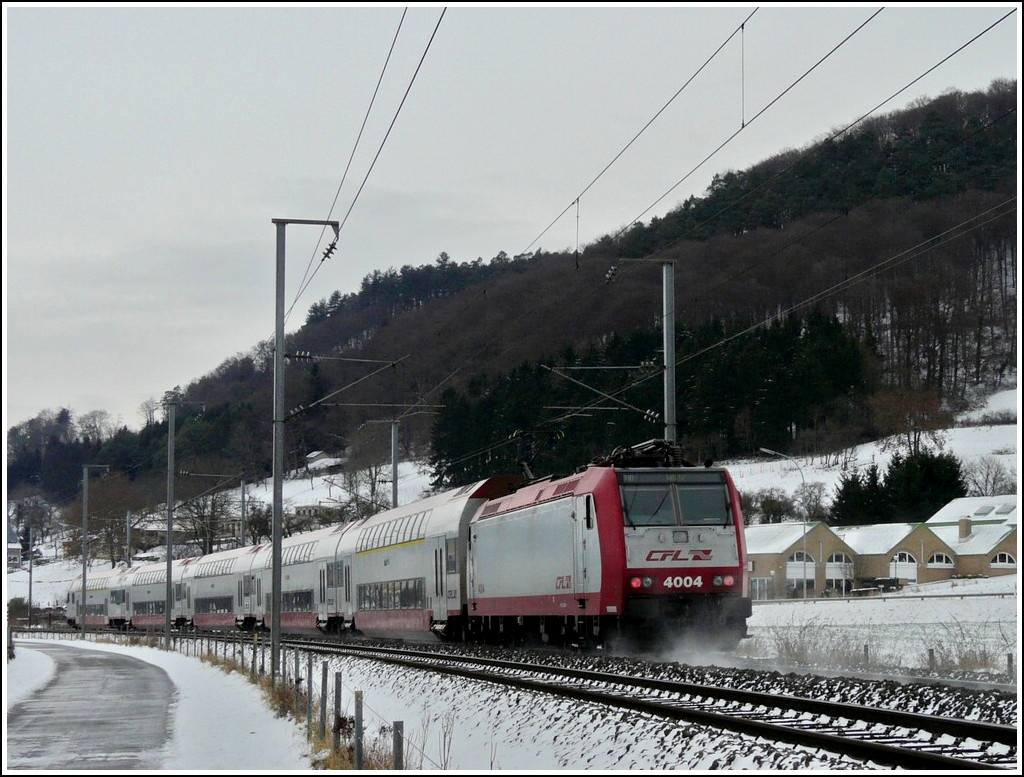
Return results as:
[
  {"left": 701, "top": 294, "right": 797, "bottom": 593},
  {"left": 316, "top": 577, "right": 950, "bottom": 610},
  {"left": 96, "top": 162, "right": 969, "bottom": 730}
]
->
[
  {"left": 465, "top": 440, "right": 750, "bottom": 649},
  {"left": 67, "top": 440, "right": 751, "bottom": 651}
]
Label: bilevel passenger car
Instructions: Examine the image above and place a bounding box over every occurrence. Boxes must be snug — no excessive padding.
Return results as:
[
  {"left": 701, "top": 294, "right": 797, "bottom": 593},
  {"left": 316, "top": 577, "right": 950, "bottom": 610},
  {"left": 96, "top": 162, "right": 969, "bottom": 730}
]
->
[{"left": 67, "top": 439, "right": 751, "bottom": 652}]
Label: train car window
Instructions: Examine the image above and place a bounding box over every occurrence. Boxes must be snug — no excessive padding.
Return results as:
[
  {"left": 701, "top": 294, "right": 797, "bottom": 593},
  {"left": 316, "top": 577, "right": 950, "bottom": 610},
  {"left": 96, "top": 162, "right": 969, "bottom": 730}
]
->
[
  {"left": 282, "top": 590, "right": 314, "bottom": 612},
  {"left": 195, "top": 596, "right": 233, "bottom": 614},
  {"left": 132, "top": 600, "right": 165, "bottom": 615},
  {"left": 445, "top": 538, "right": 457, "bottom": 574}
]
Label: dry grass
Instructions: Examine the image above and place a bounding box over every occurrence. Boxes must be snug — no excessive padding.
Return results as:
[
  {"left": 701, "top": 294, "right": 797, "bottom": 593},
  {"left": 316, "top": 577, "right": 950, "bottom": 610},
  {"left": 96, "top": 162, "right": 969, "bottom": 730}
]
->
[{"left": 736, "top": 611, "right": 1016, "bottom": 675}]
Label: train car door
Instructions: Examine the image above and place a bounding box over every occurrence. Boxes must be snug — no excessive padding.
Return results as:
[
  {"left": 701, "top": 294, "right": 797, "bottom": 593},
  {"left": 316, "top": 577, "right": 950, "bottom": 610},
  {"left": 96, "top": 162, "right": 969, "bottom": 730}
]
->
[
  {"left": 443, "top": 536, "right": 458, "bottom": 615},
  {"left": 574, "top": 494, "right": 595, "bottom": 602},
  {"left": 318, "top": 562, "right": 329, "bottom": 620},
  {"left": 242, "top": 573, "right": 259, "bottom": 619},
  {"left": 432, "top": 536, "right": 447, "bottom": 619}
]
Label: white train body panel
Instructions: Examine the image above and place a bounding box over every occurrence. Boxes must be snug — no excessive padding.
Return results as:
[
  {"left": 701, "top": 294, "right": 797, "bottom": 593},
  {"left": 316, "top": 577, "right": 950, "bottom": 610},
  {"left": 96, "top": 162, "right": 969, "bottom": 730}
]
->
[
  {"left": 468, "top": 468, "right": 608, "bottom": 618},
  {"left": 469, "top": 495, "right": 597, "bottom": 611},
  {"left": 318, "top": 521, "right": 364, "bottom": 630},
  {"left": 124, "top": 559, "right": 193, "bottom": 629},
  {"left": 181, "top": 546, "right": 263, "bottom": 630},
  {"left": 67, "top": 566, "right": 124, "bottom": 629},
  {"left": 348, "top": 477, "right": 518, "bottom": 639},
  {"left": 106, "top": 568, "right": 131, "bottom": 628},
  {"left": 275, "top": 527, "right": 345, "bottom": 632}
]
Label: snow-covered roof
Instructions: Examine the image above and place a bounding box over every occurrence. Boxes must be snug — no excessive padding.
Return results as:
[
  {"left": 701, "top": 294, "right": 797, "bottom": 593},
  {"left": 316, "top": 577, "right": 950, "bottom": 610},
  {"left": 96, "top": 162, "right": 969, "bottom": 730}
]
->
[
  {"left": 830, "top": 522, "right": 918, "bottom": 555},
  {"left": 929, "top": 521, "right": 1015, "bottom": 555},
  {"left": 926, "top": 495, "right": 1017, "bottom": 527},
  {"left": 744, "top": 522, "right": 810, "bottom": 554}
]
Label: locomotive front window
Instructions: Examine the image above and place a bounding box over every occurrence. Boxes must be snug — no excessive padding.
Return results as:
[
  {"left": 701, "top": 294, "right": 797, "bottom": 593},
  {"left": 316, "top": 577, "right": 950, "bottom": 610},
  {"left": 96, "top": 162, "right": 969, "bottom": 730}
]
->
[
  {"left": 677, "top": 484, "right": 731, "bottom": 526},
  {"left": 622, "top": 485, "right": 677, "bottom": 526},
  {"left": 619, "top": 470, "right": 732, "bottom": 528}
]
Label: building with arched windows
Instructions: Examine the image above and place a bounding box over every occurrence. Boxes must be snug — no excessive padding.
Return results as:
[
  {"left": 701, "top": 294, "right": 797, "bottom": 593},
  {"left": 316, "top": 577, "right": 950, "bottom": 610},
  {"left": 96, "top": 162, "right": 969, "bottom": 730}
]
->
[
  {"left": 743, "top": 495, "right": 1017, "bottom": 599},
  {"left": 830, "top": 522, "right": 960, "bottom": 586},
  {"left": 744, "top": 521, "right": 858, "bottom": 600}
]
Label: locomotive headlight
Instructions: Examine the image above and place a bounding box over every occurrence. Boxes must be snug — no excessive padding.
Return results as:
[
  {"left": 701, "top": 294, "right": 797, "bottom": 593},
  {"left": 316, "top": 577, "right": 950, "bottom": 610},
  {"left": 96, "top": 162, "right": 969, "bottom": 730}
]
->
[
  {"left": 642, "top": 576, "right": 653, "bottom": 588},
  {"left": 629, "top": 577, "right": 655, "bottom": 589},
  {"left": 712, "top": 575, "right": 724, "bottom": 586}
]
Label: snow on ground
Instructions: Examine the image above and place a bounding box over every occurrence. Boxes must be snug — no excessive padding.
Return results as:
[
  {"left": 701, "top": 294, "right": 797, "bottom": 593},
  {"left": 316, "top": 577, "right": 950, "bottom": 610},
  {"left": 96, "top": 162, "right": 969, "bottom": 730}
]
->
[
  {"left": 7, "top": 572, "right": 1017, "bottom": 771},
  {"left": 720, "top": 386, "right": 1017, "bottom": 503},
  {"left": 4, "top": 386, "right": 1019, "bottom": 769},
  {"left": 6, "top": 638, "right": 316, "bottom": 770},
  {"left": 5, "top": 645, "right": 56, "bottom": 708},
  {"left": 732, "top": 572, "right": 1020, "bottom": 674}
]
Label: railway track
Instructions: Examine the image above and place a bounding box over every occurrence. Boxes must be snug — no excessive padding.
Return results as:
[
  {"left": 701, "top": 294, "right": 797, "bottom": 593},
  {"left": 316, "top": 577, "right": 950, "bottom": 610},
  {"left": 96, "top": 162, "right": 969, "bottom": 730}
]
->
[
  {"left": 17, "top": 629, "right": 1015, "bottom": 769},
  {"left": 287, "top": 639, "right": 1017, "bottom": 770}
]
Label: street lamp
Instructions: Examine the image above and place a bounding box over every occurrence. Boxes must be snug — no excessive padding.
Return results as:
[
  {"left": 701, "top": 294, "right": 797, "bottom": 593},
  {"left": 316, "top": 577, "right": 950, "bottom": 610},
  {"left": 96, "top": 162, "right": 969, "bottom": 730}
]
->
[
  {"left": 81, "top": 464, "right": 109, "bottom": 638},
  {"left": 760, "top": 447, "right": 809, "bottom": 599}
]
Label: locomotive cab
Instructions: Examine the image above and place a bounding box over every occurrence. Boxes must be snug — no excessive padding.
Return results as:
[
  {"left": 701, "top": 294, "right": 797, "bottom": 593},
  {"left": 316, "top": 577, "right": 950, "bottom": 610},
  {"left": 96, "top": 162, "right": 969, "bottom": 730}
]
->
[{"left": 610, "top": 441, "right": 751, "bottom": 649}]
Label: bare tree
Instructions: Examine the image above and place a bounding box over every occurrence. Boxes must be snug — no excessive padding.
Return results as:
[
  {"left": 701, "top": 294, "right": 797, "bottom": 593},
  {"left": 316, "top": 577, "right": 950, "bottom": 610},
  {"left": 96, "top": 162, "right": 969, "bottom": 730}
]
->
[
  {"left": 963, "top": 456, "right": 1016, "bottom": 496},
  {"left": 78, "top": 410, "right": 115, "bottom": 442},
  {"left": 246, "top": 503, "right": 271, "bottom": 545},
  {"left": 749, "top": 487, "right": 794, "bottom": 525},
  {"left": 869, "top": 388, "right": 953, "bottom": 456},
  {"left": 795, "top": 481, "right": 830, "bottom": 524},
  {"left": 177, "top": 491, "right": 233, "bottom": 555},
  {"left": 138, "top": 398, "right": 160, "bottom": 427}
]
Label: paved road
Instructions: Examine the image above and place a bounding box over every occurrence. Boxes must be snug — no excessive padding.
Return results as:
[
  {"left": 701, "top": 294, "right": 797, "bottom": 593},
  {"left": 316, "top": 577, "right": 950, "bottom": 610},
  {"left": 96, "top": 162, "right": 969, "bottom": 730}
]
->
[{"left": 6, "top": 642, "right": 173, "bottom": 770}]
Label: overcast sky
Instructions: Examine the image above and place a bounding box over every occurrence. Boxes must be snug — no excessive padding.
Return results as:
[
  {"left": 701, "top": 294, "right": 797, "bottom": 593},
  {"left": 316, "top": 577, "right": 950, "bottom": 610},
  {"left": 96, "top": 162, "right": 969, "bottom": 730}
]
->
[{"left": 4, "top": 3, "right": 1020, "bottom": 432}]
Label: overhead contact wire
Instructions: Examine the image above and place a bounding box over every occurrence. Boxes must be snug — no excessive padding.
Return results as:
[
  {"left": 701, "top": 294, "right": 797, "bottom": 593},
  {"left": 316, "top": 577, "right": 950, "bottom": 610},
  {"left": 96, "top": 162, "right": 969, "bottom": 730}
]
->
[
  {"left": 291, "top": 7, "right": 410, "bottom": 318},
  {"left": 521, "top": 8, "right": 759, "bottom": 256},
  {"left": 287, "top": 7, "right": 447, "bottom": 326}
]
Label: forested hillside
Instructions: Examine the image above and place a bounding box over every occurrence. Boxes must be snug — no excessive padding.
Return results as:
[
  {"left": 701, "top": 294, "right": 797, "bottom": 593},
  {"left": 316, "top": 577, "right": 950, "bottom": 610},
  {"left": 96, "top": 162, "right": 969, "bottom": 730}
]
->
[{"left": 7, "top": 81, "right": 1017, "bottom": 518}]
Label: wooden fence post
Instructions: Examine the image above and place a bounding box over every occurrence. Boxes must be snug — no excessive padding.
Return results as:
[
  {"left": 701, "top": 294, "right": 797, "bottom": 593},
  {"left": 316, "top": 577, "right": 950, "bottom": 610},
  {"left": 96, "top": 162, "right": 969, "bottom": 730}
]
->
[
  {"left": 354, "top": 690, "right": 363, "bottom": 769},
  {"left": 306, "top": 658, "right": 314, "bottom": 740},
  {"left": 393, "top": 720, "right": 404, "bottom": 769},
  {"left": 319, "top": 661, "right": 328, "bottom": 741},
  {"left": 333, "top": 671, "right": 342, "bottom": 754}
]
